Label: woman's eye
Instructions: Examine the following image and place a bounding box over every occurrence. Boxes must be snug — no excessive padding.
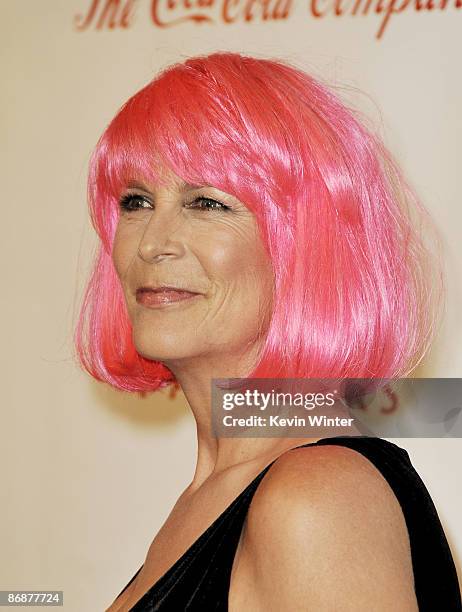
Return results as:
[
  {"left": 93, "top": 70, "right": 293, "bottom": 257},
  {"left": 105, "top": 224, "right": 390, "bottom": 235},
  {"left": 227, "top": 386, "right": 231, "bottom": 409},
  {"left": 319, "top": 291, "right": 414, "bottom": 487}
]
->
[
  {"left": 186, "top": 197, "right": 231, "bottom": 212},
  {"left": 119, "top": 194, "right": 152, "bottom": 211},
  {"left": 118, "top": 194, "right": 231, "bottom": 213}
]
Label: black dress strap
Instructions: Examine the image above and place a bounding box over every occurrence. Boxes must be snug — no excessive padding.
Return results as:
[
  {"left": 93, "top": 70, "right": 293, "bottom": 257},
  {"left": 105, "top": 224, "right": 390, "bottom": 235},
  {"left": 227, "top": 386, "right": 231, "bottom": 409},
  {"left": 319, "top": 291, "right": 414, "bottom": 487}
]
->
[{"left": 313, "top": 436, "right": 462, "bottom": 611}]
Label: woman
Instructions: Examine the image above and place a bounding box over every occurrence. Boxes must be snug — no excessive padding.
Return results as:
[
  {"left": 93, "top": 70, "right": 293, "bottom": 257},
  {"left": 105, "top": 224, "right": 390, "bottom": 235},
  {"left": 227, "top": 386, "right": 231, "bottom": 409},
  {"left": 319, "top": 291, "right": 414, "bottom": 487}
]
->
[{"left": 74, "top": 52, "right": 462, "bottom": 610}]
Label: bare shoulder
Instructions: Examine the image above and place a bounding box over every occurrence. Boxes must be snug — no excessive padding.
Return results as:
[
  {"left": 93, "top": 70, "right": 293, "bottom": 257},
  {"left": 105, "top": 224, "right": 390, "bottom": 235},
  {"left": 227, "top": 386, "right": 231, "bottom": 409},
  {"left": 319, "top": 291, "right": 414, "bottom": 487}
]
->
[
  {"left": 253, "top": 442, "right": 403, "bottom": 512},
  {"left": 232, "top": 444, "right": 418, "bottom": 611}
]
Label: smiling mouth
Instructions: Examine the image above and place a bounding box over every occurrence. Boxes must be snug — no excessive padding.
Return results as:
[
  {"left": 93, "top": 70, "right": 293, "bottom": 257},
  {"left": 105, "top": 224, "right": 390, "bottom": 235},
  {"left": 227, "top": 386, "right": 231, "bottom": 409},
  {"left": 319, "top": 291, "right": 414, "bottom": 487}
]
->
[{"left": 136, "top": 288, "right": 202, "bottom": 308}]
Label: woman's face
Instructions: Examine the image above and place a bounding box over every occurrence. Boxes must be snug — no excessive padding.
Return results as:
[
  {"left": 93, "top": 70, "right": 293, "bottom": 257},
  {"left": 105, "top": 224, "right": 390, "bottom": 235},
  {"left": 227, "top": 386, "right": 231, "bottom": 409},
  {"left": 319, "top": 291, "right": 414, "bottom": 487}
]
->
[{"left": 112, "top": 167, "right": 274, "bottom": 370}]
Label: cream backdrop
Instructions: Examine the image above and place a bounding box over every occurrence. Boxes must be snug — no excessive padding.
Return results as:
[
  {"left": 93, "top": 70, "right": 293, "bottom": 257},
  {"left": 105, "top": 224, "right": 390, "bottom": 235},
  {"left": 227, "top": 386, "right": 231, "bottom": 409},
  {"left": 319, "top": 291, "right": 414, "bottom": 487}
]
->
[{"left": 2, "top": 1, "right": 461, "bottom": 610}]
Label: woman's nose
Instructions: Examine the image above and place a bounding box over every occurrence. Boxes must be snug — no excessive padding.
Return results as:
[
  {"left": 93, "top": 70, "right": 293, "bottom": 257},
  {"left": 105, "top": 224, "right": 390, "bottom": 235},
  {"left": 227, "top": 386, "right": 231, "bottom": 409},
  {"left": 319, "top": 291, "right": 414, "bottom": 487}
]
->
[{"left": 136, "top": 205, "right": 186, "bottom": 264}]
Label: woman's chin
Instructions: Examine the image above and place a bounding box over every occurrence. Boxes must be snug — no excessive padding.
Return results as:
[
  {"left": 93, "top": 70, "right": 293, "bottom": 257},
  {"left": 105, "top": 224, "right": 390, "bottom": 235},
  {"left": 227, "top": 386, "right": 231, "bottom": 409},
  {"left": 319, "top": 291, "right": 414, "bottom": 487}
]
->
[{"left": 133, "top": 339, "right": 199, "bottom": 364}]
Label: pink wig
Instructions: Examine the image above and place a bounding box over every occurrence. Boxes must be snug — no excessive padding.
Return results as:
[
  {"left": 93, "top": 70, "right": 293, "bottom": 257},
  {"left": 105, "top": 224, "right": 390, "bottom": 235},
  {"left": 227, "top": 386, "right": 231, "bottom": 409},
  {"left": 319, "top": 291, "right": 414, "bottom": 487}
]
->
[{"left": 74, "top": 51, "right": 444, "bottom": 394}]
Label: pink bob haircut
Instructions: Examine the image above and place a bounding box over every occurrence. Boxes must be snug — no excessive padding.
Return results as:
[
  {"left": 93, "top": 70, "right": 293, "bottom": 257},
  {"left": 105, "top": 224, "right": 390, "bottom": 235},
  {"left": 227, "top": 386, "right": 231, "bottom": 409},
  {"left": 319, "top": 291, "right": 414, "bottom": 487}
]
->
[{"left": 74, "top": 51, "right": 444, "bottom": 395}]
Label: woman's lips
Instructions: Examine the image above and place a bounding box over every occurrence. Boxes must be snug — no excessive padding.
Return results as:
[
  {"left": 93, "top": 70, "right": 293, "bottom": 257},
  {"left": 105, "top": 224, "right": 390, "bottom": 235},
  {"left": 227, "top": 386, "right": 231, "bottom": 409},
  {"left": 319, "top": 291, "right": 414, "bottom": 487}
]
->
[{"left": 136, "top": 289, "right": 201, "bottom": 307}]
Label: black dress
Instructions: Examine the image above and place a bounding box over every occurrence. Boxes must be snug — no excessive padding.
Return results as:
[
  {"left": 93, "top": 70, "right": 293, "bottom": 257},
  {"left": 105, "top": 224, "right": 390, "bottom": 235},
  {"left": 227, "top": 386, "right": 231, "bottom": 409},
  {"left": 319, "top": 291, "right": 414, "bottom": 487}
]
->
[{"left": 114, "top": 436, "right": 462, "bottom": 611}]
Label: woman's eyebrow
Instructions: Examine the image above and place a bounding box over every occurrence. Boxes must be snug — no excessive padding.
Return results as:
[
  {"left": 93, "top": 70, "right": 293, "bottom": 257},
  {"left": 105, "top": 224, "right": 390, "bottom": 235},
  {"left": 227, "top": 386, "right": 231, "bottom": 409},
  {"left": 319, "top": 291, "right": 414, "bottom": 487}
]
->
[
  {"left": 176, "top": 180, "right": 215, "bottom": 190},
  {"left": 124, "top": 179, "right": 212, "bottom": 191},
  {"left": 125, "top": 179, "right": 151, "bottom": 191}
]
